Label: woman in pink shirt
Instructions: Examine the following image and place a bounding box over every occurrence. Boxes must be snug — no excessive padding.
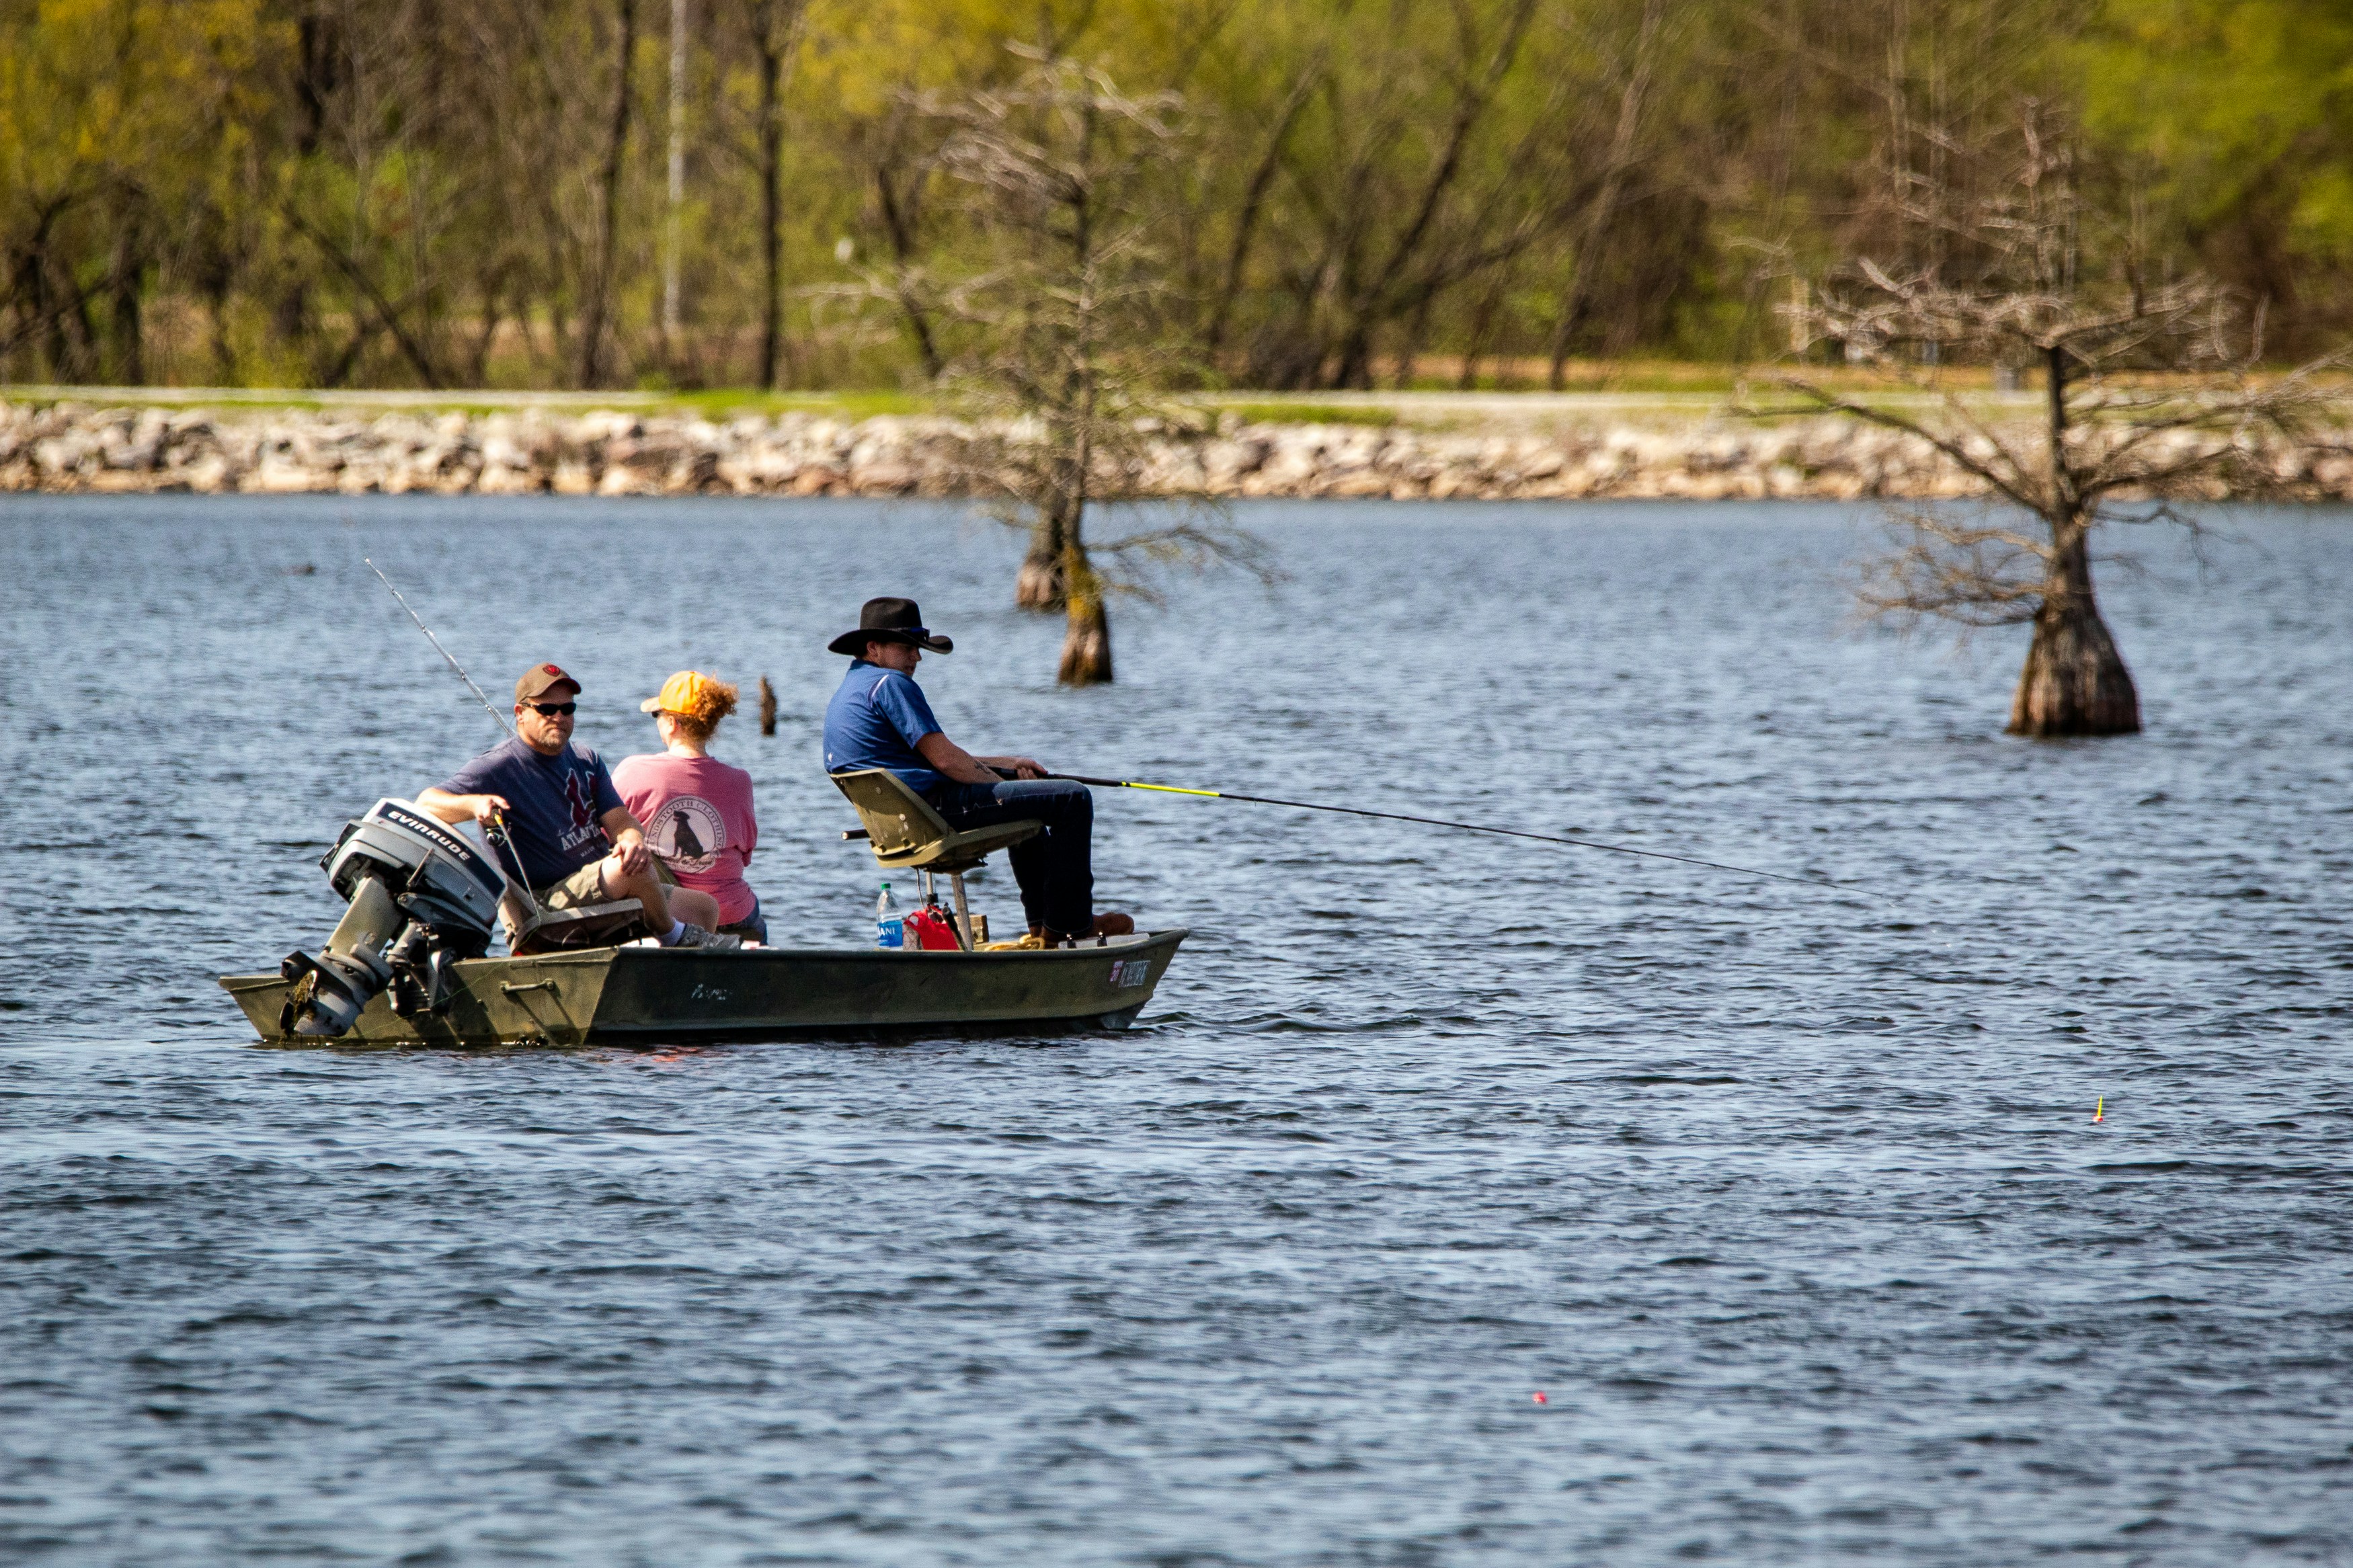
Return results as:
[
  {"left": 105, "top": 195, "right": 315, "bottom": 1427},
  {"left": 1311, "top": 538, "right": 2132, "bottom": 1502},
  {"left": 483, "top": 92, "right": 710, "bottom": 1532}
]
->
[{"left": 614, "top": 671, "right": 765, "bottom": 944}]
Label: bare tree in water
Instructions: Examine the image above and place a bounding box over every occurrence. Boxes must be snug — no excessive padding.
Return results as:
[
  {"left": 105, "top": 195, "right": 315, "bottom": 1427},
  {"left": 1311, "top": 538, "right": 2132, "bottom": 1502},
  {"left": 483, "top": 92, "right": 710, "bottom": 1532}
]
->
[
  {"left": 1769, "top": 110, "right": 2342, "bottom": 737},
  {"left": 904, "top": 51, "right": 1266, "bottom": 686}
]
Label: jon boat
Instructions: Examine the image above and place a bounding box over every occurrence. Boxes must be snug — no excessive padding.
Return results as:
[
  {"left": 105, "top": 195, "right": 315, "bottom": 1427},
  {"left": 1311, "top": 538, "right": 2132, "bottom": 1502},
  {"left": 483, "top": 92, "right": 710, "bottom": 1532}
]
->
[
  {"left": 220, "top": 771, "right": 1187, "bottom": 1047},
  {"left": 221, "top": 936, "right": 1185, "bottom": 1048}
]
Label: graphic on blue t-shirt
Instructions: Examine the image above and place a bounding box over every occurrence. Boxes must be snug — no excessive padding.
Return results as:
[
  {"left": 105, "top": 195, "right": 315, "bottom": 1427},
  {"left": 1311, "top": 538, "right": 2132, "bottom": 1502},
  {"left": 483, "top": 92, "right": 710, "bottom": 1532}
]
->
[
  {"left": 437, "top": 737, "right": 622, "bottom": 886},
  {"left": 823, "top": 661, "right": 946, "bottom": 795},
  {"left": 561, "top": 770, "right": 596, "bottom": 833}
]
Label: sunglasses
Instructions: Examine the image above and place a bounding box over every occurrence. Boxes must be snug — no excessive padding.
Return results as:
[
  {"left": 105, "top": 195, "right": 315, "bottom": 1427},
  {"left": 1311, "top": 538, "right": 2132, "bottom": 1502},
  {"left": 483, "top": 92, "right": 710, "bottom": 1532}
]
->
[{"left": 526, "top": 701, "right": 577, "bottom": 716}]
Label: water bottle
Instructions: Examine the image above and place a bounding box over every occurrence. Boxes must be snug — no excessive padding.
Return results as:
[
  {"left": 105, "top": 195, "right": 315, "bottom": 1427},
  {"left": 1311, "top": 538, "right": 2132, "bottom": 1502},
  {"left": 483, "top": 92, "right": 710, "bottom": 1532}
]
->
[{"left": 874, "top": 881, "right": 904, "bottom": 949}]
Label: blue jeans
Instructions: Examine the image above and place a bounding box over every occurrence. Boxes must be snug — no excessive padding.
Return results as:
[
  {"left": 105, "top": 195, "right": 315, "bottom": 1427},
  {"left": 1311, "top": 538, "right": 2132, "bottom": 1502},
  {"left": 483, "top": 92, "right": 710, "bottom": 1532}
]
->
[
  {"left": 717, "top": 895, "right": 768, "bottom": 945},
  {"left": 926, "top": 779, "right": 1094, "bottom": 936}
]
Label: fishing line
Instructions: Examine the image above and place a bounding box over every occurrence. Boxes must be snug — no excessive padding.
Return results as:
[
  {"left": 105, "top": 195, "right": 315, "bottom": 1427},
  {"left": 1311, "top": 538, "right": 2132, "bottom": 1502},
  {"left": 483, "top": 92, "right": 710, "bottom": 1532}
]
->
[{"left": 1047, "top": 772, "right": 1880, "bottom": 901}]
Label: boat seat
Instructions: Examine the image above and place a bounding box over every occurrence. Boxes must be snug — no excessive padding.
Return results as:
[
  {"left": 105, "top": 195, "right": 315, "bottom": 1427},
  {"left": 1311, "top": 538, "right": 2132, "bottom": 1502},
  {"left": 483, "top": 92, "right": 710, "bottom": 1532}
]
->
[
  {"left": 510, "top": 898, "right": 651, "bottom": 956},
  {"left": 831, "top": 769, "right": 1041, "bottom": 950},
  {"left": 830, "top": 768, "right": 1041, "bottom": 874}
]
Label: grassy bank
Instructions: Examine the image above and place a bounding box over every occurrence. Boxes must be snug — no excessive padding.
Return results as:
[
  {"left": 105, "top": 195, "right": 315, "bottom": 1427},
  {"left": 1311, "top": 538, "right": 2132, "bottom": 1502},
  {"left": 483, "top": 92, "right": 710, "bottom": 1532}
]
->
[
  {"left": 11, "top": 368, "right": 2344, "bottom": 438},
  {"left": 1, "top": 370, "right": 2047, "bottom": 430}
]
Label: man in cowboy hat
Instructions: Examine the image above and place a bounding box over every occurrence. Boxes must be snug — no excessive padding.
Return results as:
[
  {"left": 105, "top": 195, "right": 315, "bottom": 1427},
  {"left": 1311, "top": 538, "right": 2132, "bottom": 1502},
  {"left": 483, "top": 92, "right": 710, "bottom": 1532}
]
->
[
  {"left": 822, "top": 597, "right": 1133, "bottom": 943},
  {"left": 420, "top": 661, "right": 735, "bottom": 948}
]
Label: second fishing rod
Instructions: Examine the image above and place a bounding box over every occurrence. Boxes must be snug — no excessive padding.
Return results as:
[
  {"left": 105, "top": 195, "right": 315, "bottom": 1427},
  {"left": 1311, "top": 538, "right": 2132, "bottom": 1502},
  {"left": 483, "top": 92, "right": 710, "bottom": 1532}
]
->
[{"left": 1029, "top": 770, "right": 1872, "bottom": 899}]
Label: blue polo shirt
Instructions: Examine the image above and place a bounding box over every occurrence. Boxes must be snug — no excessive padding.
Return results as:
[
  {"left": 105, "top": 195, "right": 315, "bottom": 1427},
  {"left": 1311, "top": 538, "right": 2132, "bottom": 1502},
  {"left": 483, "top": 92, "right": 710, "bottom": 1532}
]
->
[{"left": 824, "top": 661, "right": 946, "bottom": 795}]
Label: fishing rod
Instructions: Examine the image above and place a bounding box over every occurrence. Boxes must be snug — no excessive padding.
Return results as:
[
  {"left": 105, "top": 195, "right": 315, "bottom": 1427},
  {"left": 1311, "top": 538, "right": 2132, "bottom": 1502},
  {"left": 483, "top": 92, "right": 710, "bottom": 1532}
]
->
[
  {"left": 1046, "top": 772, "right": 1875, "bottom": 899},
  {"left": 366, "top": 557, "right": 514, "bottom": 738},
  {"left": 364, "top": 556, "right": 539, "bottom": 916}
]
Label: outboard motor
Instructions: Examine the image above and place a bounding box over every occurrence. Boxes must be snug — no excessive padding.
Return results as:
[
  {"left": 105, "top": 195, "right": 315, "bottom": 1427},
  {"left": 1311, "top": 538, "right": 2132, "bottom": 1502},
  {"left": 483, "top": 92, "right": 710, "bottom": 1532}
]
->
[{"left": 281, "top": 798, "right": 508, "bottom": 1038}]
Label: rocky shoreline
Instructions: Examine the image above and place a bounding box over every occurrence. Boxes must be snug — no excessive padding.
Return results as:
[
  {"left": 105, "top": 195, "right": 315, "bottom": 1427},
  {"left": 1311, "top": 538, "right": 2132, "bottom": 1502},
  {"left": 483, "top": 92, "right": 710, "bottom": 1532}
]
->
[{"left": 7, "top": 398, "right": 2352, "bottom": 502}]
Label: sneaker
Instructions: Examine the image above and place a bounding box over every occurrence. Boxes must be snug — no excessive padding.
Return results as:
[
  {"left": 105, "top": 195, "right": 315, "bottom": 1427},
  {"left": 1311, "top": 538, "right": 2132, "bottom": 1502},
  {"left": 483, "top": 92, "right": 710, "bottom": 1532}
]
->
[{"left": 671, "top": 925, "right": 743, "bottom": 950}]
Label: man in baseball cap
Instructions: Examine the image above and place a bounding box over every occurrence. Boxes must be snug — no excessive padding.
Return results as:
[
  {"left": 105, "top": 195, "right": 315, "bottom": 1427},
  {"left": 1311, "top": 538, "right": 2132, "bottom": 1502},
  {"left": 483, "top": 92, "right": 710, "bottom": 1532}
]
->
[{"left": 417, "top": 662, "right": 735, "bottom": 948}]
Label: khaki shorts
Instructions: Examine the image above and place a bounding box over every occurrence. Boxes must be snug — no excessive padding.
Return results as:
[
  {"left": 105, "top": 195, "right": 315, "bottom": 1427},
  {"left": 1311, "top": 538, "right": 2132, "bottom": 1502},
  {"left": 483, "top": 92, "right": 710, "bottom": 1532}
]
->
[
  {"left": 530, "top": 854, "right": 676, "bottom": 911},
  {"left": 532, "top": 862, "right": 612, "bottom": 911}
]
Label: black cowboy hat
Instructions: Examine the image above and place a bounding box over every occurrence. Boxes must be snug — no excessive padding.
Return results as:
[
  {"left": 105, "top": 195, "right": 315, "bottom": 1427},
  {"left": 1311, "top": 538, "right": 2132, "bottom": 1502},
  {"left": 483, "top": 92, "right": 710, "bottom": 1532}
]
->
[{"left": 828, "top": 596, "right": 954, "bottom": 657}]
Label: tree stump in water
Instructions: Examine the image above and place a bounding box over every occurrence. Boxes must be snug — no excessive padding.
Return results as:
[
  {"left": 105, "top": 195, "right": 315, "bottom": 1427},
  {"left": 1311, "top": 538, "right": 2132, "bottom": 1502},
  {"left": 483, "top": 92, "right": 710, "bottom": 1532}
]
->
[
  {"left": 2009, "top": 604, "right": 2140, "bottom": 736},
  {"left": 757, "top": 676, "right": 776, "bottom": 737},
  {"left": 1058, "top": 595, "right": 1113, "bottom": 686},
  {"left": 1015, "top": 549, "right": 1066, "bottom": 612},
  {"left": 2007, "top": 528, "right": 2140, "bottom": 737}
]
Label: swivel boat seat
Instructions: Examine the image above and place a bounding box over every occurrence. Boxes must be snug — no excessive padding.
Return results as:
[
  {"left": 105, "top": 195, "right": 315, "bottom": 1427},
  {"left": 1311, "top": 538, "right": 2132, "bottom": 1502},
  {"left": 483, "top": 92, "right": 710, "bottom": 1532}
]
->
[
  {"left": 506, "top": 896, "right": 655, "bottom": 956},
  {"left": 485, "top": 827, "right": 657, "bottom": 956},
  {"left": 830, "top": 768, "right": 1043, "bottom": 949}
]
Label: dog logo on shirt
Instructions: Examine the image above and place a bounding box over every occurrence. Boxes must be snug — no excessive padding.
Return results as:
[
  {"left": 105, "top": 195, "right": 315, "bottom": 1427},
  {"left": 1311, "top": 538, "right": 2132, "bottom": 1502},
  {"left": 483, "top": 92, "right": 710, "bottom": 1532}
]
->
[{"left": 647, "top": 796, "right": 726, "bottom": 874}]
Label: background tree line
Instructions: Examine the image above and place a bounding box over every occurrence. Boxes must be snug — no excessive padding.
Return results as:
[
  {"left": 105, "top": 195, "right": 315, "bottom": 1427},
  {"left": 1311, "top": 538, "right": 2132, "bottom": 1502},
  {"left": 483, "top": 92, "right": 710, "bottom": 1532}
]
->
[{"left": 3, "top": 0, "right": 2348, "bottom": 393}]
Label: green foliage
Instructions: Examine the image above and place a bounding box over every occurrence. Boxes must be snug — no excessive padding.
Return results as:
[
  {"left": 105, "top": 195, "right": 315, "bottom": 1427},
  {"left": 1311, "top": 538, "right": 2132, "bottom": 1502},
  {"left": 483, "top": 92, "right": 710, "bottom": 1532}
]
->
[
  {"left": 2084, "top": 0, "right": 2353, "bottom": 274},
  {"left": 0, "top": 0, "right": 2344, "bottom": 390}
]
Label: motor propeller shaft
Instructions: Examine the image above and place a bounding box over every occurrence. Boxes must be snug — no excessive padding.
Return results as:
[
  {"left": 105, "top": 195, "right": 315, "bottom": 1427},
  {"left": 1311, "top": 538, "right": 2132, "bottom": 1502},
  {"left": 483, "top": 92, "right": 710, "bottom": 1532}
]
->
[{"left": 285, "top": 876, "right": 403, "bottom": 1036}]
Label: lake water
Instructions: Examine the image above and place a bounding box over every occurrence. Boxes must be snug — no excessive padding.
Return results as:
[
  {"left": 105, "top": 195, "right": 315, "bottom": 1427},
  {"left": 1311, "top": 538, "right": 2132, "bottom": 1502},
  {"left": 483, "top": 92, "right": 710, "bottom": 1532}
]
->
[{"left": 3, "top": 495, "right": 2350, "bottom": 1565}]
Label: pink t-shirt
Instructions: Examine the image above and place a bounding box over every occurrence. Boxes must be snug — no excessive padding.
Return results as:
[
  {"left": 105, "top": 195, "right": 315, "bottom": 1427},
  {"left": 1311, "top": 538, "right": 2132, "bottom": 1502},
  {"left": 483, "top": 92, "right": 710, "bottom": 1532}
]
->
[{"left": 612, "top": 753, "right": 760, "bottom": 925}]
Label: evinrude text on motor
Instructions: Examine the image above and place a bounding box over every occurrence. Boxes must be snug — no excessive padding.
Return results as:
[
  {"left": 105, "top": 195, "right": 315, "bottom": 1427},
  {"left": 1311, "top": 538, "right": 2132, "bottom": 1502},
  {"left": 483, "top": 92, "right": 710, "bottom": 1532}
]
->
[{"left": 280, "top": 798, "right": 508, "bottom": 1038}]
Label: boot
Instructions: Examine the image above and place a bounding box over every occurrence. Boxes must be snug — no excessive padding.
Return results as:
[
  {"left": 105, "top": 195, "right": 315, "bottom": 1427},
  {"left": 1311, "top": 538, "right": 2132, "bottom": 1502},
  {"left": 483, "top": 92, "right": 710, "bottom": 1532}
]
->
[{"left": 1035, "top": 913, "right": 1135, "bottom": 946}]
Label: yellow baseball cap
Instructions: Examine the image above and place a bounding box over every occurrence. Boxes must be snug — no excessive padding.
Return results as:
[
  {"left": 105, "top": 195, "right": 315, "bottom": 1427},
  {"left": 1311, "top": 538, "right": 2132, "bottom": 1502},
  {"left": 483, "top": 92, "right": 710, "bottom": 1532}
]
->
[{"left": 641, "top": 669, "right": 719, "bottom": 716}]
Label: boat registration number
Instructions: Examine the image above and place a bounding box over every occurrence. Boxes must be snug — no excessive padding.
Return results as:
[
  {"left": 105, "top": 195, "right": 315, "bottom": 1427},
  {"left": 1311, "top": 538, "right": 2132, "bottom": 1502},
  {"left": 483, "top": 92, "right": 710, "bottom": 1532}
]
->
[{"left": 1109, "top": 959, "right": 1152, "bottom": 989}]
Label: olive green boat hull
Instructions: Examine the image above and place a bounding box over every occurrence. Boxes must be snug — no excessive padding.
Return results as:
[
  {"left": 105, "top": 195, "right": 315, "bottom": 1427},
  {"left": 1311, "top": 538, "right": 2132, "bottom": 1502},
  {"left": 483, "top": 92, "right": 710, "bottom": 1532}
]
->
[{"left": 218, "top": 930, "right": 1188, "bottom": 1047}]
